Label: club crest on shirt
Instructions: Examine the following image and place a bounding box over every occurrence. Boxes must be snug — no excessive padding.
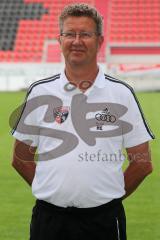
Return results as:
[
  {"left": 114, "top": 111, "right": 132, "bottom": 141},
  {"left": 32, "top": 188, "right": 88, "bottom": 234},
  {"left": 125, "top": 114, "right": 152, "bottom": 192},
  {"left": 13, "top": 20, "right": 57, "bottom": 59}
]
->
[{"left": 53, "top": 106, "right": 70, "bottom": 124}]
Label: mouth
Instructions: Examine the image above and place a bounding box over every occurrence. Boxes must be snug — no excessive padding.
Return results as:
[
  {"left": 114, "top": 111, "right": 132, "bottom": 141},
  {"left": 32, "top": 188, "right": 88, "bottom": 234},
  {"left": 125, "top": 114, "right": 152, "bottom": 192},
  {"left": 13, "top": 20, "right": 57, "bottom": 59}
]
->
[{"left": 71, "top": 49, "right": 85, "bottom": 53}]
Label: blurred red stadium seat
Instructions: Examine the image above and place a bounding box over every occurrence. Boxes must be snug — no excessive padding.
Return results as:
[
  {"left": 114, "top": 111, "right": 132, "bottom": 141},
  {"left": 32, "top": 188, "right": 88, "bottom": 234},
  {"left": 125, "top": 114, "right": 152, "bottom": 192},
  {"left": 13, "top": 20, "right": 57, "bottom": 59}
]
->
[{"left": 110, "top": 0, "right": 160, "bottom": 44}]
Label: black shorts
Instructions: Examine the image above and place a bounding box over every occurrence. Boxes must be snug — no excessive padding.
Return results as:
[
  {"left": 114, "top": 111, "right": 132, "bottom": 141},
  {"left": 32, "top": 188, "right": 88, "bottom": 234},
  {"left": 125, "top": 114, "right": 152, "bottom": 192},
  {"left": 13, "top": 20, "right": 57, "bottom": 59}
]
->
[{"left": 30, "top": 199, "right": 127, "bottom": 240}]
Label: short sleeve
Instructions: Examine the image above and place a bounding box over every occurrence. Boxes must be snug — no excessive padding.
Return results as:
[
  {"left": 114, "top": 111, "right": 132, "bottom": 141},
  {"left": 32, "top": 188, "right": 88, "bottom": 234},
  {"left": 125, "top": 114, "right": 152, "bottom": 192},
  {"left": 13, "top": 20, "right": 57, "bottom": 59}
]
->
[
  {"left": 11, "top": 87, "right": 39, "bottom": 147},
  {"left": 122, "top": 89, "right": 155, "bottom": 148}
]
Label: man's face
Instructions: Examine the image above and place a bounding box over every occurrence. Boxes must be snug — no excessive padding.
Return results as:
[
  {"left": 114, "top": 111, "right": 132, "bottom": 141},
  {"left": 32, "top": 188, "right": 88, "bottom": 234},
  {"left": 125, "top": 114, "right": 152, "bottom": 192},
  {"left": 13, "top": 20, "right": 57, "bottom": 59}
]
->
[{"left": 58, "top": 16, "right": 104, "bottom": 67}]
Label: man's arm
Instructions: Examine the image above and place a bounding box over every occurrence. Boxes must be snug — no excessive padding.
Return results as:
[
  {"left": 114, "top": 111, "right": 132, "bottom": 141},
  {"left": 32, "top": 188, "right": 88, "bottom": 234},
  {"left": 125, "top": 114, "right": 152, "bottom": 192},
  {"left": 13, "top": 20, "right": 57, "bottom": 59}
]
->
[
  {"left": 12, "top": 139, "right": 37, "bottom": 186},
  {"left": 123, "top": 141, "right": 153, "bottom": 199}
]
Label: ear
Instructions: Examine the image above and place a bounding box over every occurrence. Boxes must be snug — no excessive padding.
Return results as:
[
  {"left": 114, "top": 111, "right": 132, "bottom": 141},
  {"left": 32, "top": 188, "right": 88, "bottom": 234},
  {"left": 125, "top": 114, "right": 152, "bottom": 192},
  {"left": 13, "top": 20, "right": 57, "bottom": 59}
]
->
[
  {"left": 56, "top": 35, "right": 61, "bottom": 45},
  {"left": 98, "top": 36, "right": 104, "bottom": 50}
]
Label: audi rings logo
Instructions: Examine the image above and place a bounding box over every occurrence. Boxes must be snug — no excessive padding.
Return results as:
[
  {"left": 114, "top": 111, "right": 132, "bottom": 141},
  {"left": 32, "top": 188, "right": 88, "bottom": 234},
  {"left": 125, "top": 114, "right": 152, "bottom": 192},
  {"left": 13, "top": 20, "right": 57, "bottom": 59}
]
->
[{"left": 95, "top": 107, "right": 116, "bottom": 123}]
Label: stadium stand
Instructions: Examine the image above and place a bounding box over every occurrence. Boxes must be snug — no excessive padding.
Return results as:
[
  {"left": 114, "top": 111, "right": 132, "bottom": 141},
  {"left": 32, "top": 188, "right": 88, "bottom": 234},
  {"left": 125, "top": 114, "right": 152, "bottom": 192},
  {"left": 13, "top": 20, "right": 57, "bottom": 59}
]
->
[
  {"left": 0, "top": 0, "right": 160, "bottom": 91},
  {"left": 108, "top": 0, "right": 160, "bottom": 65},
  {"left": 0, "top": 0, "right": 160, "bottom": 64},
  {"left": 0, "top": 0, "right": 96, "bottom": 63}
]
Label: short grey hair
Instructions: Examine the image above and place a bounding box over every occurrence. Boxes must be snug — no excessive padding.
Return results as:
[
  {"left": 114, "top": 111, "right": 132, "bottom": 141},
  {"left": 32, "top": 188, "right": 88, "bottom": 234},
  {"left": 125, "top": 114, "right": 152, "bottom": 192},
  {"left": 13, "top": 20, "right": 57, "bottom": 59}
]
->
[{"left": 59, "top": 3, "right": 103, "bottom": 35}]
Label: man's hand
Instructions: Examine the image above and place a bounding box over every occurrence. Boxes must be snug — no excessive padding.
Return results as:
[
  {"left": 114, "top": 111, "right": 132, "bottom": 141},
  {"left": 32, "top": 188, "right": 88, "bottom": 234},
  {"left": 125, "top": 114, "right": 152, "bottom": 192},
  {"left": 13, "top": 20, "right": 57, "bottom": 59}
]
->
[
  {"left": 12, "top": 139, "right": 37, "bottom": 186},
  {"left": 123, "top": 141, "right": 153, "bottom": 199}
]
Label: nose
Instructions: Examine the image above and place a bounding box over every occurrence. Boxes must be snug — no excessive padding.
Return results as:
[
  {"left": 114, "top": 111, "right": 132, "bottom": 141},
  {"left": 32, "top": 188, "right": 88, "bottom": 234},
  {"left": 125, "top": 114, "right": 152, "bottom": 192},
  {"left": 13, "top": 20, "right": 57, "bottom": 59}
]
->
[{"left": 72, "top": 34, "right": 82, "bottom": 44}]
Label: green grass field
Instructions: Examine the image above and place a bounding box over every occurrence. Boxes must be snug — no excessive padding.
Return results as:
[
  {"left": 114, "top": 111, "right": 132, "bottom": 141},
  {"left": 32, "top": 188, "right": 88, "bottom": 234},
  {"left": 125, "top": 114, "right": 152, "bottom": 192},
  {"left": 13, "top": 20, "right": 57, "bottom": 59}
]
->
[{"left": 0, "top": 91, "right": 160, "bottom": 240}]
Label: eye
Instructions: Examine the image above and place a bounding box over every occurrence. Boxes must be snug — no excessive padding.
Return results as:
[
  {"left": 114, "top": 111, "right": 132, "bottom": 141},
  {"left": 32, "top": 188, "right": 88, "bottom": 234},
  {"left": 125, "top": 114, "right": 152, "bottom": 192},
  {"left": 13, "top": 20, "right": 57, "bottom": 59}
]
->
[
  {"left": 64, "top": 32, "right": 75, "bottom": 38},
  {"left": 81, "top": 32, "right": 91, "bottom": 38}
]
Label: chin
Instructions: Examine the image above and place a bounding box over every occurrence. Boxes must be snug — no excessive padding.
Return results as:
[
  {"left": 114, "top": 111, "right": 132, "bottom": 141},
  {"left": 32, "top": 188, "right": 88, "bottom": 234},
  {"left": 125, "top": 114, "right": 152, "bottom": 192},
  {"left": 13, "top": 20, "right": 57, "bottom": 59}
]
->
[{"left": 69, "top": 58, "right": 86, "bottom": 66}]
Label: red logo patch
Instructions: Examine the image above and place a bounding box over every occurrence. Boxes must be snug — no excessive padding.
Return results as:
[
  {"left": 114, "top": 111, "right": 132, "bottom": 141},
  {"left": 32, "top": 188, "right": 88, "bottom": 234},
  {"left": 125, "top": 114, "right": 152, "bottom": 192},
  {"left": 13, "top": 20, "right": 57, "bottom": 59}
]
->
[{"left": 53, "top": 106, "right": 70, "bottom": 124}]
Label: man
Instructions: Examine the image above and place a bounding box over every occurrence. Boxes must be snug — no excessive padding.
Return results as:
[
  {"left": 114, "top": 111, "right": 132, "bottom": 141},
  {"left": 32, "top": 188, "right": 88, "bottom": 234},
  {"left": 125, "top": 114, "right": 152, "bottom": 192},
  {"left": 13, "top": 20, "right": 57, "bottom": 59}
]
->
[{"left": 11, "top": 3, "right": 154, "bottom": 240}]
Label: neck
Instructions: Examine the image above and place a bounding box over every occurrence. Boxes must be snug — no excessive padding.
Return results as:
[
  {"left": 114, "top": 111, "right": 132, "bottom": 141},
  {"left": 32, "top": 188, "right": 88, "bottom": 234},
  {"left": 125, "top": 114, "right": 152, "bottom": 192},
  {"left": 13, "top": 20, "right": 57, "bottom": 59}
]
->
[{"left": 65, "top": 63, "right": 99, "bottom": 92}]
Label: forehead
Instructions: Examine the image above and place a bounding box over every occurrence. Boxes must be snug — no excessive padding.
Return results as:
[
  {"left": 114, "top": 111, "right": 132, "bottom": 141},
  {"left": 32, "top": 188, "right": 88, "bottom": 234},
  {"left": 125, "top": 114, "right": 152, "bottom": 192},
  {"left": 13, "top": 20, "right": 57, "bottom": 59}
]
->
[{"left": 62, "top": 16, "right": 96, "bottom": 31}]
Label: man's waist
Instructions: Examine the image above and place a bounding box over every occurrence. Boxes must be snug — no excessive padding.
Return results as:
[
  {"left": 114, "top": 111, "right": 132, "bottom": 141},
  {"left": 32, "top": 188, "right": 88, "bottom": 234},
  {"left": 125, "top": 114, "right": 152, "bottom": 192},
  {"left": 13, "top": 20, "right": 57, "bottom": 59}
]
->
[{"left": 36, "top": 198, "right": 122, "bottom": 214}]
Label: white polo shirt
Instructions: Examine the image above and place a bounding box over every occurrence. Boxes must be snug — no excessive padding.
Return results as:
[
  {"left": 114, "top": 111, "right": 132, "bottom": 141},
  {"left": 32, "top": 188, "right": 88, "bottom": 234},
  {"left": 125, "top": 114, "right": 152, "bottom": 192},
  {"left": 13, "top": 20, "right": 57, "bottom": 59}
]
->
[{"left": 12, "top": 68, "right": 154, "bottom": 208}]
